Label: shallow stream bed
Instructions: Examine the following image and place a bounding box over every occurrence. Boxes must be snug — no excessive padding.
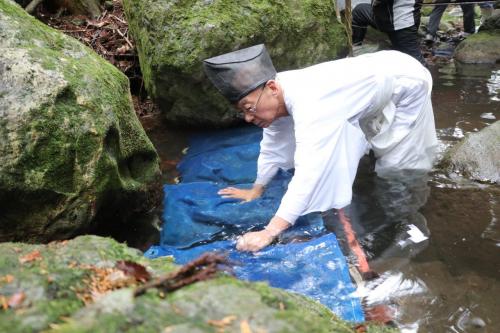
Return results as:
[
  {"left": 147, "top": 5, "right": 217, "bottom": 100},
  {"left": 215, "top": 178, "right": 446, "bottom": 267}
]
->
[{"left": 142, "top": 61, "right": 499, "bottom": 333}]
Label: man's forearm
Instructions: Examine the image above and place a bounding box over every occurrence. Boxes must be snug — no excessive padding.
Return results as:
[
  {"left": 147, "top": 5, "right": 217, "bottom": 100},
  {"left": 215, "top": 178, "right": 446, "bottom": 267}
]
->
[{"left": 263, "top": 215, "right": 291, "bottom": 238}]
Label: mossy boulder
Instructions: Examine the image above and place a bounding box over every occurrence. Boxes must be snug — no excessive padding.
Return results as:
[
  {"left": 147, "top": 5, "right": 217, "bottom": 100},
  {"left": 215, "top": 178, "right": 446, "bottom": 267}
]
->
[
  {"left": 0, "top": 235, "right": 395, "bottom": 333},
  {"left": 0, "top": 0, "right": 161, "bottom": 243},
  {"left": 478, "top": 12, "right": 500, "bottom": 32},
  {"left": 454, "top": 27, "right": 500, "bottom": 64},
  {"left": 122, "top": 0, "right": 348, "bottom": 127},
  {"left": 440, "top": 121, "right": 500, "bottom": 184}
]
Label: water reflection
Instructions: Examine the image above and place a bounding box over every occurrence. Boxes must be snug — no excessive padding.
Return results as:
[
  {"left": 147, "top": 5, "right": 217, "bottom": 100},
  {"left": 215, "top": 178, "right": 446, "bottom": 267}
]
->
[{"left": 321, "top": 62, "right": 500, "bottom": 332}]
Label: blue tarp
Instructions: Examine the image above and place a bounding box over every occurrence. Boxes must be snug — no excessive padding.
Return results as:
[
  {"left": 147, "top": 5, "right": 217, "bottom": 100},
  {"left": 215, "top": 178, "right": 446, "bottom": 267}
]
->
[{"left": 146, "top": 126, "right": 365, "bottom": 322}]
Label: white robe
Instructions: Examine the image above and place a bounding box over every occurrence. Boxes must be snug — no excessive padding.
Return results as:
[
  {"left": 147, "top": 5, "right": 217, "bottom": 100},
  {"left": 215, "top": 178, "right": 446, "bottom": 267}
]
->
[{"left": 255, "top": 51, "right": 437, "bottom": 225}]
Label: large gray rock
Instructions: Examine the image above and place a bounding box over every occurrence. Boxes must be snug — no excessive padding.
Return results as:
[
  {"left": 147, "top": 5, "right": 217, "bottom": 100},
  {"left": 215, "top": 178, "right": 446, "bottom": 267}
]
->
[
  {"left": 441, "top": 121, "right": 500, "bottom": 183},
  {"left": 0, "top": 235, "right": 396, "bottom": 333},
  {"left": 454, "top": 17, "right": 500, "bottom": 64},
  {"left": 0, "top": 0, "right": 161, "bottom": 243},
  {"left": 123, "top": 0, "right": 348, "bottom": 127}
]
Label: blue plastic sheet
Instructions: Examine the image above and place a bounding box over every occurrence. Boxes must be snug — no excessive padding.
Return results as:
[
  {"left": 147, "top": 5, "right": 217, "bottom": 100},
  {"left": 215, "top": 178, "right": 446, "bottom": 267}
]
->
[
  {"left": 146, "top": 233, "right": 363, "bottom": 322},
  {"left": 161, "top": 169, "right": 326, "bottom": 248},
  {"left": 147, "top": 126, "right": 365, "bottom": 322}
]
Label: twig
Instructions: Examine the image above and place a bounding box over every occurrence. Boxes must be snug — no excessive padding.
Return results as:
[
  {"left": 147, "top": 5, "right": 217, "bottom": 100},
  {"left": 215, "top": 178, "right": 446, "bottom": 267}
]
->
[
  {"left": 110, "top": 14, "right": 127, "bottom": 24},
  {"left": 115, "top": 28, "right": 134, "bottom": 49},
  {"left": 134, "top": 253, "right": 230, "bottom": 297},
  {"left": 25, "top": 0, "right": 44, "bottom": 14}
]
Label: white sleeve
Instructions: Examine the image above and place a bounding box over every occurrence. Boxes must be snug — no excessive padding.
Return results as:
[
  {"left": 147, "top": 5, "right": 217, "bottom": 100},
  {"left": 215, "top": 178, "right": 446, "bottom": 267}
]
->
[
  {"left": 255, "top": 116, "right": 295, "bottom": 186},
  {"left": 275, "top": 119, "right": 368, "bottom": 225}
]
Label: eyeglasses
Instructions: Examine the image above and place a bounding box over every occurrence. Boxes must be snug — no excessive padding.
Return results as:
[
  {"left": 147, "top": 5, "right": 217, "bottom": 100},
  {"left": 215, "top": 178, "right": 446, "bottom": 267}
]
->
[
  {"left": 236, "top": 85, "right": 266, "bottom": 119},
  {"left": 248, "top": 85, "right": 266, "bottom": 113}
]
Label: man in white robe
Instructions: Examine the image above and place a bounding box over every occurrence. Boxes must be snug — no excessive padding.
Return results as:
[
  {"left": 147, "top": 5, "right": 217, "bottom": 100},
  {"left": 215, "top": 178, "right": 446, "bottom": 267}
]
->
[{"left": 203, "top": 44, "right": 437, "bottom": 253}]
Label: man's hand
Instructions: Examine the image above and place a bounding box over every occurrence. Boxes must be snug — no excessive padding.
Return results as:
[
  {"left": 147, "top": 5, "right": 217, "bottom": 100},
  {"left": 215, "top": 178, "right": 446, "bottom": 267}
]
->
[
  {"left": 236, "top": 216, "right": 291, "bottom": 252},
  {"left": 236, "top": 229, "right": 275, "bottom": 252},
  {"left": 218, "top": 184, "right": 264, "bottom": 202}
]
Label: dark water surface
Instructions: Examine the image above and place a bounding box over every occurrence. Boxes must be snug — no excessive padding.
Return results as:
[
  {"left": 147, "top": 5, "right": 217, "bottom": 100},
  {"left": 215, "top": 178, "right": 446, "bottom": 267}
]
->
[
  {"left": 142, "top": 62, "right": 500, "bottom": 332},
  {"left": 347, "top": 62, "right": 500, "bottom": 333}
]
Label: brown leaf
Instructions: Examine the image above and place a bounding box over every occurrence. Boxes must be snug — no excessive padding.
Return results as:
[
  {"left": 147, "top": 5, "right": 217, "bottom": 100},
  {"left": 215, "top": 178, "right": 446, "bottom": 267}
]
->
[
  {"left": 7, "top": 292, "right": 25, "bottom": 309},
  {"left": 0, "top": 296, "right": 7, "bottom": 310},
  {"left": 115, "top": 261, "right": 151, "bottom": 282},
  {"left": 19, "top": 250, "right": 42, "bottom": 264},
  {"left": 354, "top": 324, "right": 367, "bottom": 333},
  {"left": 240, "top": 320, "right": 252, "bottom": 333},
  {"left": 208, "top": 315, "right": 237, "bottom": 328},
  {"left": 0, "top": 275, "right": 14, "bottom": 284}
]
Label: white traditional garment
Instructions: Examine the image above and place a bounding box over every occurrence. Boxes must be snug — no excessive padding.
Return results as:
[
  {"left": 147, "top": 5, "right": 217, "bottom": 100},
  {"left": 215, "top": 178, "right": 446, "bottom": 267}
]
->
[{"left": 255, "top": 51, "right": 437, "bottom": 225}]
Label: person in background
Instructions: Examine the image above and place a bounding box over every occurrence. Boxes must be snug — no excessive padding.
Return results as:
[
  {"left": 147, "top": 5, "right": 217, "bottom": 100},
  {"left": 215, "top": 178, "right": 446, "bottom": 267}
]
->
[
  {"left": 203, "top": 44, "right": 437, "bottom": 253},
  {"left": 351, "top": 0, "right": 425, "bottom": 65},
  {"left": 425, "top": 3, "right": 475, "bottom": 42}
]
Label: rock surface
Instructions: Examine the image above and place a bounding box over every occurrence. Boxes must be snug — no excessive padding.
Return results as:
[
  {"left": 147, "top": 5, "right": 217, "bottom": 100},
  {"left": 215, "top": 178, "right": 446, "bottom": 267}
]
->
[
  {"left": 454, "top": 15, "right": 500, "bottom": 64},
  {"left": 122, "top": 0, "right": 348, "bottom": 127},
  {"left": 440, "top": 121, "right": 500, "bottom": 183},
  {"left": 0, "top": 235, "right": 395, "bottom": 333},
  {"left": 0, "top": 0, "right": 161, "bottom": 243}
]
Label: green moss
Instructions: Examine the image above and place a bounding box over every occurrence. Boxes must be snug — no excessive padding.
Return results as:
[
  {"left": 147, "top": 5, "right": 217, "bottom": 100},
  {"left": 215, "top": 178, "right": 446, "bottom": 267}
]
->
[
  {"left": 122, "top": 0, "right": 347, "bottom": 127},
  {"left": 0, "top": 0, "right": 161, "bottom": 242},
  {"left": 0, "top": 236, "right": 399, "bottom": 333}
]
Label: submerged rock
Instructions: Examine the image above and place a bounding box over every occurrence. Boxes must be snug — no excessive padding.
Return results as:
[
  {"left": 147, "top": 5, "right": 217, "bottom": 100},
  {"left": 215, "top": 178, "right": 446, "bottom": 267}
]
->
[
  {"left": 0, "top": 235, "right": 395, "bottom": 333},
  {"left": 440, "top": 121, "right": 500, "bottom": 183},
  {"left": 454, "top": 15, "right": 500, "bottom": 64},
  {"left": 0, "top": 0, "right": 161, "bottom": 243},
  {"left": 122, "top": 0, "right": 348, "bottom": 127}
]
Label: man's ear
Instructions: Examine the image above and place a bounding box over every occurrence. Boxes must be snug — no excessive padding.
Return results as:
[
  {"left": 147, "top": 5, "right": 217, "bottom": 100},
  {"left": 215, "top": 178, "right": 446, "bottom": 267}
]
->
[{"left": 266, "top": 80, "right": 279, "bottom": 96}]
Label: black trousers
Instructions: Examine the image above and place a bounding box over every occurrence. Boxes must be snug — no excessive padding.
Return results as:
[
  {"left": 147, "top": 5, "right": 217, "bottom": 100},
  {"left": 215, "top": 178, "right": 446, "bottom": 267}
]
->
[{"left": 352, "top": 3, "right": 425, "bottom": 65}]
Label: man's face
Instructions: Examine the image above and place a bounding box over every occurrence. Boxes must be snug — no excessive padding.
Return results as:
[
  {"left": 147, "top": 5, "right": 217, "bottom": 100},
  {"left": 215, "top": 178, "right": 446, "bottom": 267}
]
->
[{"left": 235, "top": 82, "right": 280, "bottom": 128}]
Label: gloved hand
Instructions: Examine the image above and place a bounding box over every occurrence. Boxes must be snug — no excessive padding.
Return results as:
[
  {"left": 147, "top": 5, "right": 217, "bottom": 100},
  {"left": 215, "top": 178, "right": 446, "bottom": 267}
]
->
[
  {"left": 218, "top": 184, "right": 264, "bottom": 202},
  {"left": 236, "top": 229, "right": 275, "bottom": 252}
]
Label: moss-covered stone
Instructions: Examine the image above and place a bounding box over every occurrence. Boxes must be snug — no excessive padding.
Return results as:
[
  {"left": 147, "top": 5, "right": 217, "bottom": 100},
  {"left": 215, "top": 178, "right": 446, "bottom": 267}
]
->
[
  {"left": 0, "top": 236, "right": 395, "bottom": 333},
  {"left": 440, "top": 121, "right": 500, "bottom": 183},
  {"left": 454, "top": 30, "right": 500, "bottom": 64},
  {"left": 0, "top": 0, "right": 161, "bottom": 243},
  {"left": 122, "top": 0, "right": 348, "bottom": 127}
]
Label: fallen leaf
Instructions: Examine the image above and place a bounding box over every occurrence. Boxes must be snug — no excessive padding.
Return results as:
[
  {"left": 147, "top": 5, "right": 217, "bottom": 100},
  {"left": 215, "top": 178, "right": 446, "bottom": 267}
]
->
[
  {"left": 208, "top": 315, "right": 237, "bottom": 328},
  {"left": 115, "top": 261, "right": 151, "bottom": 282},
  {"left": 240, "top": 320, "right": 252, "bottom": 333},
  {"left": 354, "top": 324, "right": 367, "bottom": 333},
  {"left": 0, "top": 296, "right": 7, "bottom": 310},
  {"left": 19, "top": 250, "right": 42, "bottom": 264},
  {"left": 7, "top": 292, "right": 25, "bottom": 309},
  {"left": 0, "top": 275, "right": 14, "bottom": 284}
]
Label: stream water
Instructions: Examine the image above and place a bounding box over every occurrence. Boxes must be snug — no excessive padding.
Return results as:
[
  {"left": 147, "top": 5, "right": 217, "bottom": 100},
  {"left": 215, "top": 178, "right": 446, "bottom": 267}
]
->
[{"left": 142, "top": 61, "right": 500, "bottom": 332}]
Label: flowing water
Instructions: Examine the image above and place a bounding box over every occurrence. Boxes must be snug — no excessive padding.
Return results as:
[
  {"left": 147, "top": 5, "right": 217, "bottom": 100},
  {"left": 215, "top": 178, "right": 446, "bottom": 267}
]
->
[
  {"left": 142, "top": 61, "right": 500, "bottom": 332},
  {"left": 341, "top": 62, "right": 500, "bottom": 333}
]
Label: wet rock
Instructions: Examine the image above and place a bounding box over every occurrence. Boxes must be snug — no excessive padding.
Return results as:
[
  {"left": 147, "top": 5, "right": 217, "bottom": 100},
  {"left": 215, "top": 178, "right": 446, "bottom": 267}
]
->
[
  {"left": 0, "top": 235, "right": 396, "bottom": 333},
  {"left": 454, "top": 24, "right": 500, "bottom": 64},
  {"left": 0, "top": 0, "right": 161, "bottom": 243},
  {"left": 440, "top": 121, "right": 500, "bottom": 183},
  {"left": 122, "top": 0, "right": 348, "bottom": 127}
]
